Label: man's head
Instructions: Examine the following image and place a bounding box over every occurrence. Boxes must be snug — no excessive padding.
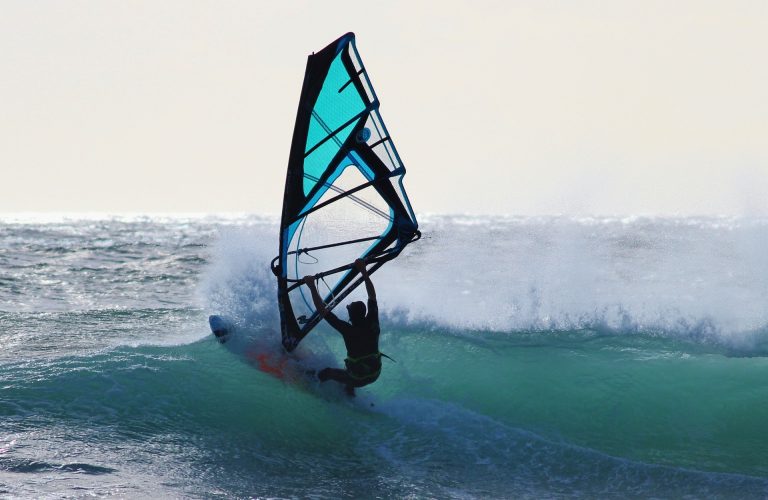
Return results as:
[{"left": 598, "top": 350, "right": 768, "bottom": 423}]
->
[{"left": 347, "top": 301, "right": 366, "bottom": 326}]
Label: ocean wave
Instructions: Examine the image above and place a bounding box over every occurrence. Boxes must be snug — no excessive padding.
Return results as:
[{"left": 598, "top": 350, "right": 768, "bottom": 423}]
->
[
  {"left": 201, "top": 216, "right": 768, "bottom": 352},
  {"left": 3, "top": 337, "right": 768, "bottom": 497}
]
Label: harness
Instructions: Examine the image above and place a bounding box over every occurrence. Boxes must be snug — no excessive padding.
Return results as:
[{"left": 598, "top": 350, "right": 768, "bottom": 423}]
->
[{"left": 344, "top": 352, "right": 395, "bottom": 381}]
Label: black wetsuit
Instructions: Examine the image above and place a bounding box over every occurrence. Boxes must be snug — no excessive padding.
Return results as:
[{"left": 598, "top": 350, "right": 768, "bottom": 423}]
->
[{"left": 318, "top": 298, "right": 381, "bottom": 390}]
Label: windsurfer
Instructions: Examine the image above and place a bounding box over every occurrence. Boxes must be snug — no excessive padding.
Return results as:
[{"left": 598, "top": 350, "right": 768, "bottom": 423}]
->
[{"left": 303, "top": 258, "right": 382, "bottom": 396}]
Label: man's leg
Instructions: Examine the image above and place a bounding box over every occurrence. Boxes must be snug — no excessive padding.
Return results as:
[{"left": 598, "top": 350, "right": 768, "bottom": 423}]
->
[
  {"left": 317, "top": 368, "right": 357, "bottom": 397},
  {"left": 317, "top": 367, "right": 350, "bottom": 383}
]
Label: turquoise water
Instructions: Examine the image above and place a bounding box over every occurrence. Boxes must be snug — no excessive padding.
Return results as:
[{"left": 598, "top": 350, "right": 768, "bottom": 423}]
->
[{"left": 2, "top": 215, "right": 767, "bottom": 498}]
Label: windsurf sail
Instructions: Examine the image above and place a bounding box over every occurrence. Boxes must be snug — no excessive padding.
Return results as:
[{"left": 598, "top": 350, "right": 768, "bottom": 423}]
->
[{"left": 272, "top": 33, "right": 420, "bottom": 352}]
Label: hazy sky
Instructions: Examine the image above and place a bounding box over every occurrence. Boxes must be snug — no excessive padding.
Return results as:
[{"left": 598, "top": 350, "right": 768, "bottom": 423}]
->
[{"left": 2, "top": 1, "right": 766, "bottom": 215}]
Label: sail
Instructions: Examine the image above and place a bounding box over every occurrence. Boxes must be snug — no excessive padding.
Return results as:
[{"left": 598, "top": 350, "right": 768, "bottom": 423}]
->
[{"left": 272, "top": 33, "right": 420, "bottom": 352}]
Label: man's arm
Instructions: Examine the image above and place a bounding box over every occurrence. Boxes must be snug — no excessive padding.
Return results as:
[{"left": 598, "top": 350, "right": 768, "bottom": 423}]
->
[
  {"left": 354, "top": 258, "right": 376, "bottom": 300},
  {"left": 302, "top": 275, "right": 328, "bottom": 316},
  {"left": 303, "top": 275, "right": 350, "bottom": 335}
]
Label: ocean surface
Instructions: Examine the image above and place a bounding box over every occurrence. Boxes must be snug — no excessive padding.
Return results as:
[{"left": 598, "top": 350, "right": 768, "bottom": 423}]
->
[{"left": 1, "top": 214, "right": 768, "bottom": 499}]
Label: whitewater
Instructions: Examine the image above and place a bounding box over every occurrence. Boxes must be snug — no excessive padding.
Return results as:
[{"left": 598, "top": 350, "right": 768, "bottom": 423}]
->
[{"left": 1, "top": 214, "right": 767, "bottom": 499}]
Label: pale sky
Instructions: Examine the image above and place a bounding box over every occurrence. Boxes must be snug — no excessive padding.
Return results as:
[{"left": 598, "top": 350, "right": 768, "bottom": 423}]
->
[{"left": 2, "top": 0, "right": 767, "bottom": 215}]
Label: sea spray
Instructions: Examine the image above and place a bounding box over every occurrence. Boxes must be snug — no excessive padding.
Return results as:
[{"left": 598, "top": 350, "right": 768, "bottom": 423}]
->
[{"left": 2, "top": 215, "right": 768, "bottom": 498}]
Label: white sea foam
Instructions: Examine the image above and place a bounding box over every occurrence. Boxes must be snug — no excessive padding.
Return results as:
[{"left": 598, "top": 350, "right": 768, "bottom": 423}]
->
[{"left": 200, "top": 215, "right": 768, "bottom": 348}]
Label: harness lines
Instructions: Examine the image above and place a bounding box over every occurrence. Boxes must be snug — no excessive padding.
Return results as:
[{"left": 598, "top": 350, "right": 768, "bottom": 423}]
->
[{"left": 344, "top": 352, "right": 395, "bottom": 381}]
